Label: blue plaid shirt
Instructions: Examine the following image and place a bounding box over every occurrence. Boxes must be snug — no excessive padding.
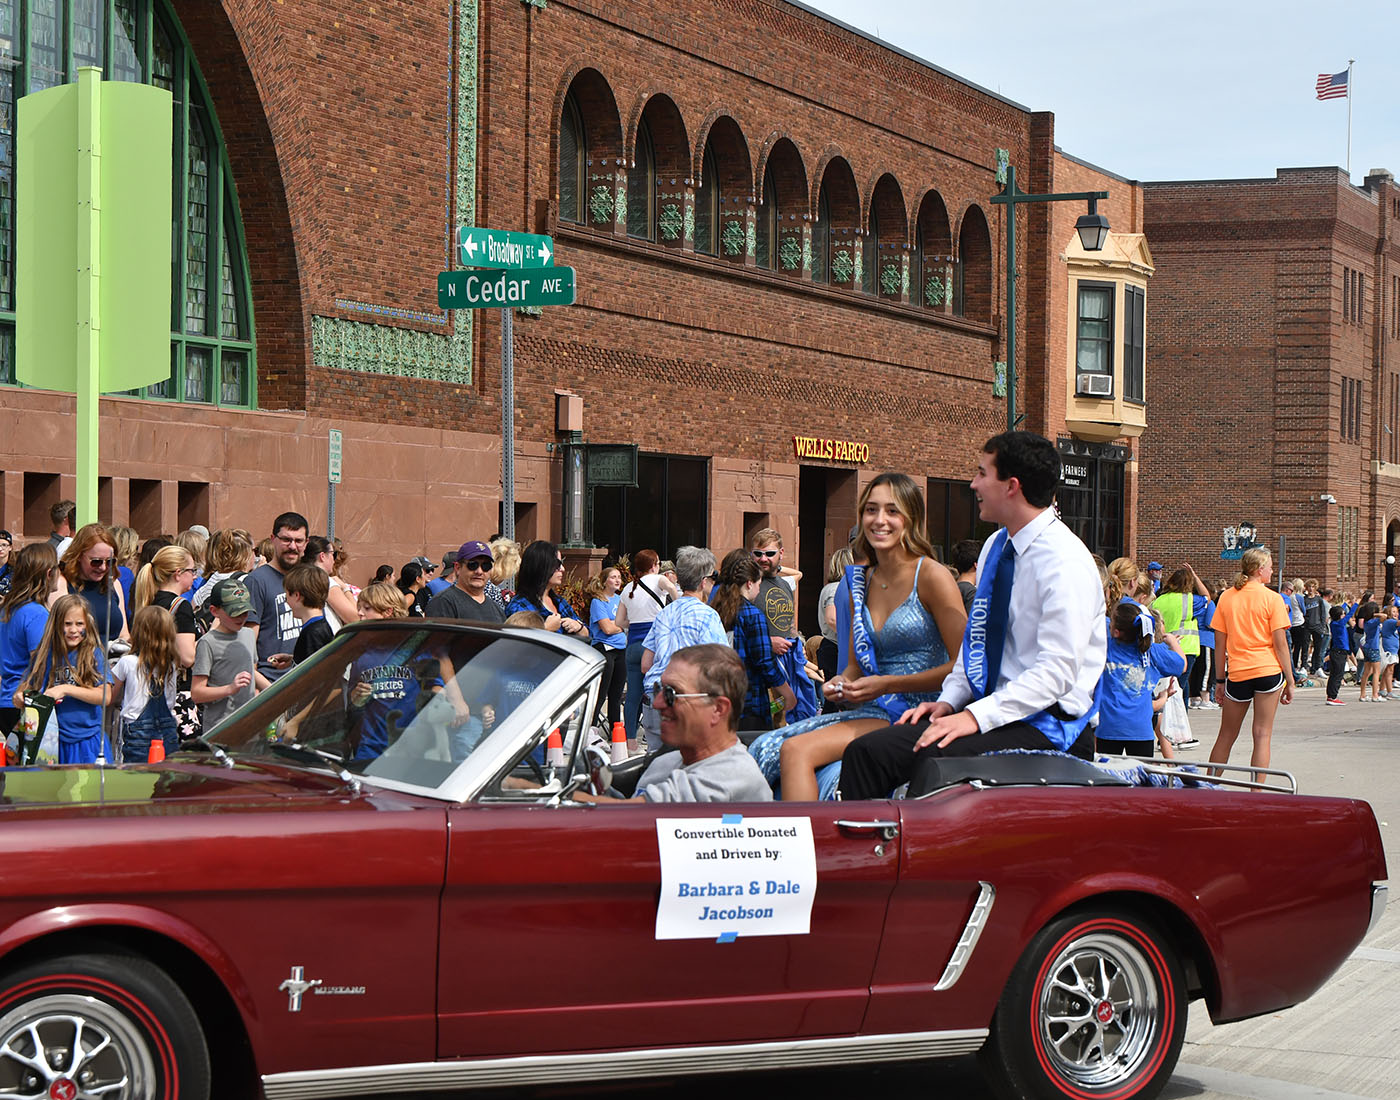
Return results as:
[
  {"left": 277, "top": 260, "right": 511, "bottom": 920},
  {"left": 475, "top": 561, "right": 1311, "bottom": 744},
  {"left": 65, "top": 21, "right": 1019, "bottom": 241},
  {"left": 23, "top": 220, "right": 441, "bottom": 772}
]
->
[
  {"left": 642, "top": 596, "right": 726, "bottom": 693},
  {"left": 731, "top": 599, "right": 786, "bottom": 722}
]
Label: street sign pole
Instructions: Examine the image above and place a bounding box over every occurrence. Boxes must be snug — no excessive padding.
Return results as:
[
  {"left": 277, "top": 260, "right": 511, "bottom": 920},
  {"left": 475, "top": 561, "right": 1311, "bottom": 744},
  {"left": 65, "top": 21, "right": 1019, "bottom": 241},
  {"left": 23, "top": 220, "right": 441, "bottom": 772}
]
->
[
  {"left": 501, "top": 307, "right": 515, "bottom": 543},
  {"left": 327, "top": 429, "right": 342, "bottom": 540}
]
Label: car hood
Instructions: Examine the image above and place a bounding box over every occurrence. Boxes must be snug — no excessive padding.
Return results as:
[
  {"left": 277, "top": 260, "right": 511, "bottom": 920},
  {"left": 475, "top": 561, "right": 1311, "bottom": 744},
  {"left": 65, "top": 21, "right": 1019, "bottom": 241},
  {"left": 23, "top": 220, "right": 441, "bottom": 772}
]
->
[{"left": 0, "top": 755, "right": 363, "bottom": 811}]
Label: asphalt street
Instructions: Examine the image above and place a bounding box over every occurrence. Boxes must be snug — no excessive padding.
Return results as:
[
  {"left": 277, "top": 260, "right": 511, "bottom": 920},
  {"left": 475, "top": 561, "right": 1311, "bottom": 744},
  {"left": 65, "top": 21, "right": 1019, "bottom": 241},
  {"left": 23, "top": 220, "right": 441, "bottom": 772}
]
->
[{"left": 403, "top": 680, "right": 1400, "bottom": 1100}]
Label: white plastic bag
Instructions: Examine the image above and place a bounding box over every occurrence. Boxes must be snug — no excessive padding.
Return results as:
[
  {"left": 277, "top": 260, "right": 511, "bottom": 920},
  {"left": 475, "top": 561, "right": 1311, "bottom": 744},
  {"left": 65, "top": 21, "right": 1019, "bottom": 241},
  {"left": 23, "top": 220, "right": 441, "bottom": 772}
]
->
[{"left": 1156, "top": 679, "right": 1192, "bottom": 746}]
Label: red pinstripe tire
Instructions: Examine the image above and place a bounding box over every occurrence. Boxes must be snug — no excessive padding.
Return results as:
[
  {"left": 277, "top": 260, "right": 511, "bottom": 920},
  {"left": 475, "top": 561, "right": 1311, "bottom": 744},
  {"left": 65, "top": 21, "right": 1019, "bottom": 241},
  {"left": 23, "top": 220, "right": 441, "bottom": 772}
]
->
[
  {"left": 981, "top": 911, "right": 1186, "bottom": 1100},
  {"left": 0, "top": 953, "right": 210, "bottom": 1100}
]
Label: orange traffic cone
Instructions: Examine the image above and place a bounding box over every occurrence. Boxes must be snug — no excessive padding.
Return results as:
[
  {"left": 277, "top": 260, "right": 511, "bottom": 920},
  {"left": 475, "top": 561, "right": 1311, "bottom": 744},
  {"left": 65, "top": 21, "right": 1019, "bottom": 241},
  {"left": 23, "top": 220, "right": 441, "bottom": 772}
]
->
[
  {"left": 610, "top": 721, "right": 627, "bottom": 765},
  {"left": 147, "top": 739, "right": 166, "bottom": 764},
  {"left": 546, "top": 728, "right": 564, "bottom": 768}
]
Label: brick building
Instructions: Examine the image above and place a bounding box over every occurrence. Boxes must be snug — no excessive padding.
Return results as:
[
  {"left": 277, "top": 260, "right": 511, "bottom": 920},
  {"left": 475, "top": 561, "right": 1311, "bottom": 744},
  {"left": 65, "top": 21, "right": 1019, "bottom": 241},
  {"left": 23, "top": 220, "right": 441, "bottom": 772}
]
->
[
  {"left": 1139, "top": 167, "right": 1400, "bottom": 595},
  {"left": 1, "top": 0, "right": 1148, "bottom": 627}
]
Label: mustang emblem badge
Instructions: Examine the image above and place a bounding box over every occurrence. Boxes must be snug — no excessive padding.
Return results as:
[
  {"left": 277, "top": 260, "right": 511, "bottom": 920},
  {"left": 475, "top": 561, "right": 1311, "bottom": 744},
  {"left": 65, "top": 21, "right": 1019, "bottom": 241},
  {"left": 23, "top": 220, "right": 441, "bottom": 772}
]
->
[{"left": 279, "top": 966, "right": 322, "bottom": 1012}]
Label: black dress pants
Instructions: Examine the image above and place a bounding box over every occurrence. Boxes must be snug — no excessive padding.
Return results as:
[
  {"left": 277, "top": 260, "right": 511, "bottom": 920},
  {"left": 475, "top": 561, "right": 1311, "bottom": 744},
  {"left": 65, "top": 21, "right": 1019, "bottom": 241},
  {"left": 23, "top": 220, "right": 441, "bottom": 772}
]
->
[{"left": 838, "top": 719, "right": 1096, "bottom": 801}]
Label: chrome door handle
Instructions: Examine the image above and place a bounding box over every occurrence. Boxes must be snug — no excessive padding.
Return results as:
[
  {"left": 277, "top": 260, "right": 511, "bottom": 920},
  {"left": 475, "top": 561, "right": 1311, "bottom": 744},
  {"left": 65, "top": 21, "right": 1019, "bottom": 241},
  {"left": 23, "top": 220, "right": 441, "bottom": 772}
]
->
[{"left": 835, "top": 818, "right": 899, "bottom": 841}]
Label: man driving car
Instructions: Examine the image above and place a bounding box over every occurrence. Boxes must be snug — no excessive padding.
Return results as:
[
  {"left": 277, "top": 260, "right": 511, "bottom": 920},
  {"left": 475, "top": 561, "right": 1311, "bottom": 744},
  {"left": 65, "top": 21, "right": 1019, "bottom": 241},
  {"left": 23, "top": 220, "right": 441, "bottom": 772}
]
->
[{"left": 574, "top": 644, "right": 772, "bottom": 804}]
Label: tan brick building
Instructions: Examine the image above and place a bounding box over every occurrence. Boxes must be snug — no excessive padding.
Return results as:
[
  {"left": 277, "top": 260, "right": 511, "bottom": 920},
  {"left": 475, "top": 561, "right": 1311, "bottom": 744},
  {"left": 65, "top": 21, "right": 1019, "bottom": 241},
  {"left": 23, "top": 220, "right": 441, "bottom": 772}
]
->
[
  {"left": 1, "top": 0, "right": 1148, "bottom": 628},
  {"left": 1138, "top": 167, "right": 1400, "bottom": 595}
]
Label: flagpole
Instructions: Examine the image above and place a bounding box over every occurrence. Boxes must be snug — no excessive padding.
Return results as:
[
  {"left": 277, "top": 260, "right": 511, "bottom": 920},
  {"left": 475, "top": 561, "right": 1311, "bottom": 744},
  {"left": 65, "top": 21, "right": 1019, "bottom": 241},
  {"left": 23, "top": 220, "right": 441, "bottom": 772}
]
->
[{"left": 1345, "top": 59, "right": 1354, "bottom": 177}]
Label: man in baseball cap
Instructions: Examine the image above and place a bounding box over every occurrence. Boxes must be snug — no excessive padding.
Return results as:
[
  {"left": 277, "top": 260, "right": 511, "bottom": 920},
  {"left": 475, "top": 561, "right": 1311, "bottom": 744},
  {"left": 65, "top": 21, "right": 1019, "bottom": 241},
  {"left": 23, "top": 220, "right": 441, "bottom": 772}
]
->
[
  {"left": 424, "top": 540, "right": 503, "bottom": 623},
  {"left": 1146, "top": 561, "right": 1163, "bottom": 595}
]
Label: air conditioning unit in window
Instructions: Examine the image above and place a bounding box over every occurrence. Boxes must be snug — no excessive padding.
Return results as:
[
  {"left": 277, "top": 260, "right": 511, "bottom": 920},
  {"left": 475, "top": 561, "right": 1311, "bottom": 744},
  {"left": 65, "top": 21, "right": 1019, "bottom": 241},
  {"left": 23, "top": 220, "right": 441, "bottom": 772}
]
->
[{"left": 1076, "top": 373, "right": 1113, "bottom": 397}]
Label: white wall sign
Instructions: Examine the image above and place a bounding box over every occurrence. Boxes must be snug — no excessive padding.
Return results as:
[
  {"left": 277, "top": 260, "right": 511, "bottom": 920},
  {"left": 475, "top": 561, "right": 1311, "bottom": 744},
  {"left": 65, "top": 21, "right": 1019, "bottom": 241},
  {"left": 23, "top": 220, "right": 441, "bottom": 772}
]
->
[{"left": 655, "top": 815, "right": 817, "bottom": 942}]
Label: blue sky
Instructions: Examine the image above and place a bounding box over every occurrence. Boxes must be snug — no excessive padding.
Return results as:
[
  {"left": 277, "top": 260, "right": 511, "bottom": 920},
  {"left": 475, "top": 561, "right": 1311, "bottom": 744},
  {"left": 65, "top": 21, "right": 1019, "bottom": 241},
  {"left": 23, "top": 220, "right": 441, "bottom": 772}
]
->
[{"left": 799, "top": 0, "right": 1394, "bottom": 184}]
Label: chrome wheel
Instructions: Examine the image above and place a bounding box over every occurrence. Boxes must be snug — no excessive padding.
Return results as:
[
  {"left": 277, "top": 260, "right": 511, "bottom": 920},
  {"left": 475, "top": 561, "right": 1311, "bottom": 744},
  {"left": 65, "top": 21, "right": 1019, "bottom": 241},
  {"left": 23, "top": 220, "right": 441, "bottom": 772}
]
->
[
  {"left": 0, "top": 993, "right": 155, "bottom": 1099},
  {"left": 1037, "top": 931, "right": 1159, "bottom": 1090}
]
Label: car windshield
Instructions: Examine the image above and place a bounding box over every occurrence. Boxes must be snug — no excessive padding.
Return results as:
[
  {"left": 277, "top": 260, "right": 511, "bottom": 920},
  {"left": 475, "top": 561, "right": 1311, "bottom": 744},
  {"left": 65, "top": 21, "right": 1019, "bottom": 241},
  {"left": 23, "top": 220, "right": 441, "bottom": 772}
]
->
[{"left": 206, "top": 623, "right": 574, "bottom": 794}]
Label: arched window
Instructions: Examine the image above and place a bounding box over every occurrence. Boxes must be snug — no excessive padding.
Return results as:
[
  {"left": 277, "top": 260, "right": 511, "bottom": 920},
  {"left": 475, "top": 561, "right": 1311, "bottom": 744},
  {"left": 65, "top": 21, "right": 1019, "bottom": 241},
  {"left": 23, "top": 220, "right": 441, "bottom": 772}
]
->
[
  {"left": 627, "top": 119, "right": 654, "bottom": 240},
  {"left": 0, "top": 0, "right": 256, "bottom": 405},
  {"left": 559, "top": 94, "right": 586, "bottom": 225},
  {"left": 756, "top": 168, "right": 778, "bottom": 270},
  {"left": 694, "top": 145, "right": 718, "bottom": 255}
]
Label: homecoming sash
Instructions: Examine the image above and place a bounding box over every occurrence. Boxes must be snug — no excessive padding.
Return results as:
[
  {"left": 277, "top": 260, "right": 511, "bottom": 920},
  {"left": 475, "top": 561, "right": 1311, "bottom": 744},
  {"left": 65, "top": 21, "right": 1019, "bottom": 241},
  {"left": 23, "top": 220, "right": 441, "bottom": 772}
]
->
[
  {"left": 847, "top": 564, "right": 920, "bottom": 722},
  {"left": 959, "top": 526, "right": 1099, "bottom": 752}
]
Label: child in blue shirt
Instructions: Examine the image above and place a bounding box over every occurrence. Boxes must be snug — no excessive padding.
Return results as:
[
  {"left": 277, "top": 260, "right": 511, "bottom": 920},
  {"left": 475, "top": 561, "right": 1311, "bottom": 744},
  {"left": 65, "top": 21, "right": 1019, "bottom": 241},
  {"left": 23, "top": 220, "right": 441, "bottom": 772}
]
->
[
  {"left": 1096, "top": 601, "right": 1186, "bottom": 758},
  {"left": 1325, "top": 603, "right": 1353, "bottom": 705},
  {"left": 1379, "top": 607, "right": 1400, "bottom": 700},
  {"left": 1360, "top": 614, "right": 1384, "bottom": 701},
  {"left": 16, "top": 595, "right": 111, "bottom": 764}
]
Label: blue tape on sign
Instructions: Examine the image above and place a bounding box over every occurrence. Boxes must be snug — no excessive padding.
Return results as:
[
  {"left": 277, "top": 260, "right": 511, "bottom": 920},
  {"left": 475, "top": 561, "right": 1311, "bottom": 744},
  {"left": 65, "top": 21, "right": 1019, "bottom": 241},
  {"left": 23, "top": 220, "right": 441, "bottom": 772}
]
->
[
  {"left": 721, "top": 814, "right": 742, "bottom": 825},
  {"left": 717, "top": 931, "right": 738, "bottom": 944}
]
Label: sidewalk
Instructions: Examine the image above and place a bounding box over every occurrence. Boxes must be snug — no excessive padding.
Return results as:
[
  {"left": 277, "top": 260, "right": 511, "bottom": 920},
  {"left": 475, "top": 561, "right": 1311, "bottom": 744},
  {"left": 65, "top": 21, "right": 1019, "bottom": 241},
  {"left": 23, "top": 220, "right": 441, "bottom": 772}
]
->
[{"left": 1169, "top": 680, "right": 1400, "bottom": 1100}]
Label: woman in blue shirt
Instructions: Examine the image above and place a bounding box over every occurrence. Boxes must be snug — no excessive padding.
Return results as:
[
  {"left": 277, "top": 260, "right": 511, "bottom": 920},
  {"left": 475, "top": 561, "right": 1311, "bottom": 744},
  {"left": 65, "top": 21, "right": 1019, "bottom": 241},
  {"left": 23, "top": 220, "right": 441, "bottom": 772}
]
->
[{"left": 588, "top": 566, "right": 626, "bottom": 730}]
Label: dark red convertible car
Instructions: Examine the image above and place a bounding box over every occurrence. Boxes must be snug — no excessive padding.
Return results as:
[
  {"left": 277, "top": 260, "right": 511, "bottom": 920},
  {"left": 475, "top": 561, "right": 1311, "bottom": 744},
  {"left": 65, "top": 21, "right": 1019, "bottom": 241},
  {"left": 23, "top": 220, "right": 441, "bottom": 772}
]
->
[{"left": 0, "top": 621, "right": 1386, "bottom": 1100}]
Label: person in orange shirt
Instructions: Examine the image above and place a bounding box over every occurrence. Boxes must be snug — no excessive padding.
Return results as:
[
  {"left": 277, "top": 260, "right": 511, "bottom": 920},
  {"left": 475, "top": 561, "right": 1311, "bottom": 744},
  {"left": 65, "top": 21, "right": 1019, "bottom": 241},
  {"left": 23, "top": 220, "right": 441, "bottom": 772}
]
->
[{"left": 1209, "top": 547, "right": 1294, "bottom": 768}]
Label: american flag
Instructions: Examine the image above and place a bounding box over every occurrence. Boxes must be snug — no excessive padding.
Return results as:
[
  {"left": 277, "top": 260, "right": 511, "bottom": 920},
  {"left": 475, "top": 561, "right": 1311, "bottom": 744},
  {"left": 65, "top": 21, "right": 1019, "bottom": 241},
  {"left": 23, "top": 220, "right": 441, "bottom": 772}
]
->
[{"left": 1316, "top": 70, "right": 1348, "bottom": 100}]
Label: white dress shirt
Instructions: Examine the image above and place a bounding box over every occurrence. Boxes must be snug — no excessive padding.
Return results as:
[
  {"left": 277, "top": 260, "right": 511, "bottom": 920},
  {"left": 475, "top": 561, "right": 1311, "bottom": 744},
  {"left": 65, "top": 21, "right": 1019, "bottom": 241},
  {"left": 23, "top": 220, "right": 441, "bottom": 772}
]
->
[{"left": 937, "top": 507, "right": 1106, "bottom": 732}]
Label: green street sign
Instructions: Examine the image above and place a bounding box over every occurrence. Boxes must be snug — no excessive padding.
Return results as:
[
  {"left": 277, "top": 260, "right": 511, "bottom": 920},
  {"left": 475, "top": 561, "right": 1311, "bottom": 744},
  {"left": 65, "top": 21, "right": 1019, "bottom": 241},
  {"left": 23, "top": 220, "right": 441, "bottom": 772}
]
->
[
  {"left": 458, "top": 226, "right": 554, "bottom": 269},
  {"left": 438, "top": 267, "right": 576, "bottom": 310}
]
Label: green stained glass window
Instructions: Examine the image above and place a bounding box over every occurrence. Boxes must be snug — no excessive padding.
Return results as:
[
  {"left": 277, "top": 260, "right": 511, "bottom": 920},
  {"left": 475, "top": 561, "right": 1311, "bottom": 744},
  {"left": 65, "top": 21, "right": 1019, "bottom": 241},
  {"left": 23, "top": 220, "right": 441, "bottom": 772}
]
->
[
  {"left": 185, "top": 108, "right": 209, "bottom": 335},
  {"left": 0, "top": 0, "right": 255, "bottom": 402},
  {"left": 27, "top": 0, "right": 59, "bottom": 92},
  {"left": 72, "top": 0, "right": 102, "bottom": 67},
  {"left": 112, "top": 0, "right": 141, "bottom": 82}
]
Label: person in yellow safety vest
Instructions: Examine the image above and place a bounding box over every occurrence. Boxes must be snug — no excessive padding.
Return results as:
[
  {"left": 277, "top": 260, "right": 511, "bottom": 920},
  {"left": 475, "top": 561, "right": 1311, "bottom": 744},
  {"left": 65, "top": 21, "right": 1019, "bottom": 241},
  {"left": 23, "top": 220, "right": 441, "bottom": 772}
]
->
[{"left": 1152, "top": 564, "right": 1212, "bottom": 700}]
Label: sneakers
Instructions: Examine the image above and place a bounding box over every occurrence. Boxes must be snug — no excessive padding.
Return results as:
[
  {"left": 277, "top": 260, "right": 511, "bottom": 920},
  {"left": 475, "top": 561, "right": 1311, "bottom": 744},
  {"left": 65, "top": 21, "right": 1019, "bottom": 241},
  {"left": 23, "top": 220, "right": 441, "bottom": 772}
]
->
[
  {"left": 1326, "top": 698, "right": 1347, "bottom": 706},
  {"left": 1197, "top": 698, "right": 1220, "bottom": 710},
  {"left": 1175, "top": 737, "right": 1200, "bottom": 749}
]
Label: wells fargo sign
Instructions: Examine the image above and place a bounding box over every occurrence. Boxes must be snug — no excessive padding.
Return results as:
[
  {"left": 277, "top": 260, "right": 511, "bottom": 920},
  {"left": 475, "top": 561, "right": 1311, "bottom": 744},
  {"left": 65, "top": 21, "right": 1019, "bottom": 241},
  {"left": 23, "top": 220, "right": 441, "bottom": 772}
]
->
[{"left": 793, "top": 436, "right": 870, "bottom": 464}]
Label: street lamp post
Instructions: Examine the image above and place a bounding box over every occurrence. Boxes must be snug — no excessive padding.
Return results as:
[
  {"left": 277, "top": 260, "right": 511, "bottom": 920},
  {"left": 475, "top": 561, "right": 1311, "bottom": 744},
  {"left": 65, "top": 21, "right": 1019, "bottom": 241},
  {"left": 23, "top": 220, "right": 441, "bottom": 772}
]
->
[{"left": 990, "top": 165, "right": 1110, "bottom": 431}]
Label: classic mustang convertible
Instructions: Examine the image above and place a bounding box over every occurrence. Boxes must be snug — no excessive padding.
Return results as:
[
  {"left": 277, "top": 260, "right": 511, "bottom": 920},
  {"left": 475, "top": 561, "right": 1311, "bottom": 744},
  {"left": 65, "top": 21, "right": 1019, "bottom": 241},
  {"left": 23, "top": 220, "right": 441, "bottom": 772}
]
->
[{"left": 0, "top": 621, "right": 1387, "bottom": 1100}]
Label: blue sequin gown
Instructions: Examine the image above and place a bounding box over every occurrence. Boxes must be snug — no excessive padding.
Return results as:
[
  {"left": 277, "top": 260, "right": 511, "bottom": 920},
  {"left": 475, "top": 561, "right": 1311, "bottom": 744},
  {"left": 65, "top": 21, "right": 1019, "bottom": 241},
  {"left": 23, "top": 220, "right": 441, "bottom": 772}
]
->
[{"left": 749, "top": 559, "right": 948, "bottom": 799}]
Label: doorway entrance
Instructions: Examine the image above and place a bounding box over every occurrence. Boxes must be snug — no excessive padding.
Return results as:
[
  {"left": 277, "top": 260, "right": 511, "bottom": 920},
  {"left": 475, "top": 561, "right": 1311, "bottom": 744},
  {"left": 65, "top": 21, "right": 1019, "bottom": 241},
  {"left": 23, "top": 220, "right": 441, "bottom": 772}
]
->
[
  {"left": 797, "top": 465, "right": 858, "bottom": 637},
  {"left": 1055, "top": 438, "right": 1129, "bottom": 561}
]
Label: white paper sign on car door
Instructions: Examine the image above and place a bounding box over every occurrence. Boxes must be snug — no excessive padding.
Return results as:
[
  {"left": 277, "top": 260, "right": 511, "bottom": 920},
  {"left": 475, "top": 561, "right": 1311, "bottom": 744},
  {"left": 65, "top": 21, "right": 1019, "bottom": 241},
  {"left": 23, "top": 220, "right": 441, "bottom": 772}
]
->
[{"left": 655, "top": 815, "right": 817, "bottom": 941}]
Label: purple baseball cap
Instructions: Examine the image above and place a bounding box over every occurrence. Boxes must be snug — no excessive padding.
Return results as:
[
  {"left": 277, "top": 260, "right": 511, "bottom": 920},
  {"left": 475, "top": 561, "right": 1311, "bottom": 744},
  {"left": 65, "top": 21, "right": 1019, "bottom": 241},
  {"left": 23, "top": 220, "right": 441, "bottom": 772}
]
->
[{"left": 457, "top": 540, "right": 493, "bottom": 562}]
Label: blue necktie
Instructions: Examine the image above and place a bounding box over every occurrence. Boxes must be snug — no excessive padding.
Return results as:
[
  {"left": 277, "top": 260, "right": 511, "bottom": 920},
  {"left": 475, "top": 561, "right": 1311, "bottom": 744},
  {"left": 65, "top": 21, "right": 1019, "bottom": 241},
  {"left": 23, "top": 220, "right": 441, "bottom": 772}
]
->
[{"left": 981, "top": 539, "right": 1016, "bottom": 696}]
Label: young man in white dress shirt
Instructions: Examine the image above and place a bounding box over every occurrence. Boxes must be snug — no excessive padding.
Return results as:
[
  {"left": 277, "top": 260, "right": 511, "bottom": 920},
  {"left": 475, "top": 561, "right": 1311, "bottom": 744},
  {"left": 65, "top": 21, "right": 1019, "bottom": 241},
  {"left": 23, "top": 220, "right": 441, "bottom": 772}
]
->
[{"left": 839, "top": 431, "right": 1106, "bottom": 801}]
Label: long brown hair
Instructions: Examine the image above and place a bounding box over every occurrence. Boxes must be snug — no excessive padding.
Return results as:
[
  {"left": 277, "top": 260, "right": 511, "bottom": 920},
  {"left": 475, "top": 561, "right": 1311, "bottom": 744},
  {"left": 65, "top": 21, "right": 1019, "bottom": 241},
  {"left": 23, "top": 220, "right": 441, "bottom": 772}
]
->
[
  {"left": 21, "top": 594, "right": 104, "bottom": 693},
  {"left": 133, "top": 546, "right": 193, "bottom": 612},
  {"left": 129, "top": 605, "right": 179, "bottom": 693},
  {"left": 59, "top": 523, "right": 118, "bottom": 593},
  {"left": 712, "top": 555, "right": 761, "bottom": 631},
  {"left": 627, "top": 549, "right": 660, "bottom": 596},
  {"left": 0, "top": 543, "right": 58, "bottom": 622},
  {"left": 851, "top": 472, "right": 938, "bottom": 565}
]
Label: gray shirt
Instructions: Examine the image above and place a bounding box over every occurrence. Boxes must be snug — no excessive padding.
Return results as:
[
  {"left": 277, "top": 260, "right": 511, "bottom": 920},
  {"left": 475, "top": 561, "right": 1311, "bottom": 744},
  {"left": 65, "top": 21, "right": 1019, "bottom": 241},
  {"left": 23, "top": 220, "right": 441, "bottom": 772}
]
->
[
  {"left": 245, "top": 563, "right": 302, "bottom": 680},
  {"left": 425, "top": 585, "right": 505, "bottom": 623},
  {"left": 193, "top": 627, "right": 257, "bottom": 729},
  {"left": 637, "top": 742, "right": 773, "bottom": 803}
]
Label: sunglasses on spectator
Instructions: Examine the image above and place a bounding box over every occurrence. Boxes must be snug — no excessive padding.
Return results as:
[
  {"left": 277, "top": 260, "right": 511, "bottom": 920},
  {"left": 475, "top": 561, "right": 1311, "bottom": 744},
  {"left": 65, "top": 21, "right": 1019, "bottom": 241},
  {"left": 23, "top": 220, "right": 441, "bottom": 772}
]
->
[
  {"left": 462, "top": 559, "right": 491, "bottom": 571},
  {"left": 85, "top": 556, "right": 113, "bottom": 569},
  {"left": 752, "top": 550, "right": 779, "bottom": 558},
  {"left": 652, "top": 684, "right": 718, "bottom": 708}
]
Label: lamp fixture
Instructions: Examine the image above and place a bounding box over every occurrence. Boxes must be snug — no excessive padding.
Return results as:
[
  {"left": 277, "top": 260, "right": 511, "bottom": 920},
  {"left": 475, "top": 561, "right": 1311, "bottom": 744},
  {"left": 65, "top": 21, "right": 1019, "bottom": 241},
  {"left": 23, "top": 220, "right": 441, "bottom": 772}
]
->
[{"left": 1074, "top": 197, "right": 1110, "bottom": 251}]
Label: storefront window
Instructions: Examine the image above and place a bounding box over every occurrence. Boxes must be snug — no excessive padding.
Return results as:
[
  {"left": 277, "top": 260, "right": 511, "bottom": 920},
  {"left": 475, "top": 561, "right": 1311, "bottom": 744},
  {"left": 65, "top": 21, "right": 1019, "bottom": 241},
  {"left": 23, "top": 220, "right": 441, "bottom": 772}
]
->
[
  {"left": 1054, "top": 440, "right": 1127, "bottom": 562},
  {"left": 590, "top": 453, "right": 708, "bottom": 562},
  {"left": 0, "top": 0, "right": 255, "bottom": 405}
]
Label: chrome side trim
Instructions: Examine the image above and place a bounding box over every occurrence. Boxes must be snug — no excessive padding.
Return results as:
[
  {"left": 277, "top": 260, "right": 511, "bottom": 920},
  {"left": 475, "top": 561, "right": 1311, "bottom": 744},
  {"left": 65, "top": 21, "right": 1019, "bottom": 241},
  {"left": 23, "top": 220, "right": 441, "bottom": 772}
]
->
[
  {"left": 1369, "top": 883, "right": 1388, "bottom": 936},
  {"left": 260, "top": 1028, "right": 989, "bottom": 1099},
  {"left": 934, "top": 881, "right": 997, "bottom": 991}
]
